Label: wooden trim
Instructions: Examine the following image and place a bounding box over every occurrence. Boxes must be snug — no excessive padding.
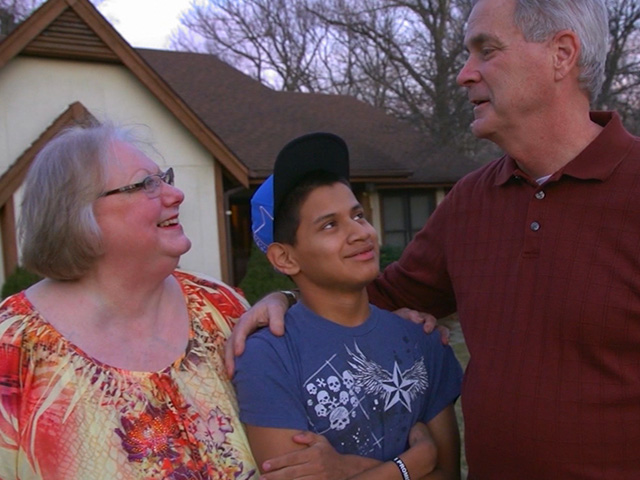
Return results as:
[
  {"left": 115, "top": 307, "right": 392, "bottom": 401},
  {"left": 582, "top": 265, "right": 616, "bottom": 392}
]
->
[
  {"left": 0, "top": 101, "right": 93, "bottom": 279},
  {"left": 70, "top": 0, "right": 249, "bottom": 186},
  {"left": 0, "top": 0, "right": 249, "bottom": 187},
  {"left": 214, "top": 162, "right": 231, "bottom": 284},
  {"left": 21, "top": 9, "right": 119, "bottom": 62},
  {"left": 357, "top": 191, "right": 374, "bottom": 225},
  {"left": 0, "top": 102, "right": 94, "bottom": 207},
  {"left": 0, "top": 0, "right": 68, "bottom": 69},
  {"left": 1, "top": 196, "right": 18, "bottom": 279}
]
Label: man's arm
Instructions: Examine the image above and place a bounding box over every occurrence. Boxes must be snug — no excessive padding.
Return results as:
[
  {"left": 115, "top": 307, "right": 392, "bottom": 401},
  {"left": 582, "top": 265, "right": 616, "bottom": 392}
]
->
[
  {"left": 225, "top": 291, "right": 290, "bottom": 377},
  {"left": 366, "top": 193, "right": 457, "bottom": 319},
  {"left": 224, "top": 292, "right": 444, "bottom": 376}
]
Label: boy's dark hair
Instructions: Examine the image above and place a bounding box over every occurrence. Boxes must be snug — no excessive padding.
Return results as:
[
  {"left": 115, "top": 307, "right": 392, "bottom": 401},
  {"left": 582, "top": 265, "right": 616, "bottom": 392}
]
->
[{"left": 274, "top": 170, "right": 350, "bottom": 246}]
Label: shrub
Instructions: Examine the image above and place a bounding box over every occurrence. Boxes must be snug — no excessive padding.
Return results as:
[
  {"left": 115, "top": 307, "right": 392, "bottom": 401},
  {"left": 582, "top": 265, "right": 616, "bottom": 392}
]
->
[
  {"left": 379, "top": 244, "right": 404, "bottom": 270},
  {"left": 238, "top": 245, "right": 295, "bottom": 305},
  {"left": 2, "top": 266, "right": 41, "bottom": 299}
]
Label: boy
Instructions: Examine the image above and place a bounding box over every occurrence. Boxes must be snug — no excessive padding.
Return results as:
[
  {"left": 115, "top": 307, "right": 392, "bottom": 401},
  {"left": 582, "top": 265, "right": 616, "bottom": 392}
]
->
[{"left": 233, "top": 132, "right": 462, "bottom": 479}]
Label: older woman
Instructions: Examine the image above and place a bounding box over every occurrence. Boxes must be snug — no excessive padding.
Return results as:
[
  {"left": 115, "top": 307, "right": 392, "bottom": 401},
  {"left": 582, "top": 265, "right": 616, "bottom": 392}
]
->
[{"left": 0, "top": 123, "right": 258, "bottom": 479}]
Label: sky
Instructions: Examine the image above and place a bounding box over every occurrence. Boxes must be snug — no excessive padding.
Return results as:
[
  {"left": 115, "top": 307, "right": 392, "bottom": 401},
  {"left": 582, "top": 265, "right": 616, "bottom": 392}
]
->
[{"left": 97, "top": 0, "right": 194, "bottom": 49}]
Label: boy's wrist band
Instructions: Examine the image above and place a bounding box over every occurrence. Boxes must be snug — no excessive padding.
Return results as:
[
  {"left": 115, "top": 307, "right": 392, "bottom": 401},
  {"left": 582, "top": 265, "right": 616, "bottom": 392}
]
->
[
  {"left": 393, "top": 456, "right": 411, "bottom": 480},
  {"left": 280, "top": 290, "right": 298, "bottom": 308}
]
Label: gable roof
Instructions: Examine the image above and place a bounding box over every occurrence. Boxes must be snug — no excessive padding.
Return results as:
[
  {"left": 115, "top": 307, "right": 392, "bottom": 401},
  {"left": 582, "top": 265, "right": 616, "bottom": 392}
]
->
[
  {"left": 1, "top": 0, "right": 481, "bottom": 188},
  {"left": 0, "top": 0, "right": 249, "bottom": 186},
  {"left": 0, "top": 101, "right": 95, "bottom": 207},
  {"left": 139, "top": 49, "right": 482, "bottom": 185}
]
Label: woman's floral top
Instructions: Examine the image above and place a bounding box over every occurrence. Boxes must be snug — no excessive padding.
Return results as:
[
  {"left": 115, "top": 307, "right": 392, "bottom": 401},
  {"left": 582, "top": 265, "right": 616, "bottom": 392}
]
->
[{"left": 0, "top": 270, "right": 258, "bottom": 480}]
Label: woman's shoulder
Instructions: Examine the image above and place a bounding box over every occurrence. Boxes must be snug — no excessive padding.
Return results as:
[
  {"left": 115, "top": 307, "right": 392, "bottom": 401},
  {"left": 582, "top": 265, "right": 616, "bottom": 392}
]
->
[
  {"left": 0, "top": 291, "right": 37, "bottom": 344},
  {"left": 176, "top": 269, "right": 246, "bottom": 301},
  {"left": 176, "top": 269, "right": 248, "bottom": 307},
  {"left": 175, "top": 269, "right": 250, "bottom": 335}
]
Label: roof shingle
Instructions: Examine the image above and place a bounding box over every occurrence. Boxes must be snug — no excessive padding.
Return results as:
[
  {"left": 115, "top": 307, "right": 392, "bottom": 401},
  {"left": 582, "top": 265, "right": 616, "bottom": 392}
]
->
[{"left": 138, "top": 48, "right": 482, "bottom": 184}]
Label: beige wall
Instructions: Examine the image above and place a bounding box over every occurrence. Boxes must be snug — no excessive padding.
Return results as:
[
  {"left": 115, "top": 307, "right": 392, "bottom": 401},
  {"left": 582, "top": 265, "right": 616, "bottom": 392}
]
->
[{"left": 0, "top": 56, "right": 223, "bottom": 286}]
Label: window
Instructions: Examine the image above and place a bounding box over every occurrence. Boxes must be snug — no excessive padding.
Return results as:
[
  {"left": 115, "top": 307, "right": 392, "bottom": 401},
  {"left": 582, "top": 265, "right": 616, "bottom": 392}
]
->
[{"left": 381, "top": 190, "right": 436, "bottom": 248}]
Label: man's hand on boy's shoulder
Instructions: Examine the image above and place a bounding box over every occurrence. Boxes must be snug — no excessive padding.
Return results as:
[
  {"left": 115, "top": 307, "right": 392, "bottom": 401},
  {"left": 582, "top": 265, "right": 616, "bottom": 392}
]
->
[
  {"left": 224, "top": 293, "right": 449, "bottom": 377},
  {"left": 225, "top": 291, "right": 290, "bottom": 377},
  {"left": 259, "top": 431, "right": 380, "bottom": 480},
  {"left": 393, "top": 308, "right": 450, "bottom": 344}
]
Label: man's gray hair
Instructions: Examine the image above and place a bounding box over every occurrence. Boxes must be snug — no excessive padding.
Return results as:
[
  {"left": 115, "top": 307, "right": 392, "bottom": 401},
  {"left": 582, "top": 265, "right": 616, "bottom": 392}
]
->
[{"left": 473, "top": 0, "right": 609, "bottom": 101}]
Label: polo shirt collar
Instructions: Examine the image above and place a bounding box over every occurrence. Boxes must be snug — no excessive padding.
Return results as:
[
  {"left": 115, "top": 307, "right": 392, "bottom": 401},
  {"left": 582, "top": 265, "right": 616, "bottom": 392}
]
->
[{"left": 495, "top": 111, "right": 635, "bottom": 186}]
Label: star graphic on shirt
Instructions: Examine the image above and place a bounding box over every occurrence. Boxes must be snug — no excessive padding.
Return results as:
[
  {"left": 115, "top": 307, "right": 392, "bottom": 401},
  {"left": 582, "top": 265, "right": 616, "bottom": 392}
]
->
[
  {"left": 380, "top": 362, "right": 419, "bottom": 410},
  {"left": 346, "top": 342, "right": 429, "bottom": 413}
]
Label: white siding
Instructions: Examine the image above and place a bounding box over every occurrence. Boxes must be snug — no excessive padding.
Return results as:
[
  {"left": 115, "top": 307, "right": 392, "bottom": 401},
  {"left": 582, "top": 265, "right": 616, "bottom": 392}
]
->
[{"left": 0, "top": 56, "right": 223, "bottom": 285}]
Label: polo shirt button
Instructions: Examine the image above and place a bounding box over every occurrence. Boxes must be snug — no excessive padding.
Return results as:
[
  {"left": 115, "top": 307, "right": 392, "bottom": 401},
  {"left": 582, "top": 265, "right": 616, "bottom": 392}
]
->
[
  {"left": 530, "top": 221, "right": 541, "bottom": 231},
  {"left": 535, "top": 191, "right": 545, "bottom": 199}
]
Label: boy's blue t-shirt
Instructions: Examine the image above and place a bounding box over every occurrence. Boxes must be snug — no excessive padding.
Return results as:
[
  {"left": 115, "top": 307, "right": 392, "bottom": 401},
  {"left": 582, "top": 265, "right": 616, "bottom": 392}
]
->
[{"left": 233, "top": 303, "right": 463, "bottom": 461}]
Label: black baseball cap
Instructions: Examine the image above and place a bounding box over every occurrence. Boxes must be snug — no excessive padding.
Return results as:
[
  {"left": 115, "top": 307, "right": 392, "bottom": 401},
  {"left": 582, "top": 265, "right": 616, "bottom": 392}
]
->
[{"left": 251, "top": 132, "right": 350, "bottom": 252}]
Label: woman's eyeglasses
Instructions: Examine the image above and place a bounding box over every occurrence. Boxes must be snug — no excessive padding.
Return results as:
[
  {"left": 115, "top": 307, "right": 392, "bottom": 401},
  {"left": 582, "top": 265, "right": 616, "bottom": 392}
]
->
[{"left": 100, "top": 168, "right": 174, "bottom": 198}]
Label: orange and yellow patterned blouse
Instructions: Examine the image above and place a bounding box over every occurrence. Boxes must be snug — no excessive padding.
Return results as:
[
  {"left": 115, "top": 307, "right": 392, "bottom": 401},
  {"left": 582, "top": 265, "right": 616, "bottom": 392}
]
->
[{"left": 0, "top": 270, "right": 258, "bottom": 480}]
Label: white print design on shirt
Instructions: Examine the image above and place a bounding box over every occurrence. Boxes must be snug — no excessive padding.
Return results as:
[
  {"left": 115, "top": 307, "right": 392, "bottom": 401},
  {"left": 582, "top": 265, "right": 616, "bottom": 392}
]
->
[
  {"left": 303, "top": 341, "right": 429, "bottom": 437},
  {"left": 347, "top": 342, "right": 429, "bottom": 412}
]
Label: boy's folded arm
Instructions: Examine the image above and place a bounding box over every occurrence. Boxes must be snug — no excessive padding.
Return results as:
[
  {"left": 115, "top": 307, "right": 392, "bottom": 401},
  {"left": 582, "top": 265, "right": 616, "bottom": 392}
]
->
[
  {"left": 419, "top": 405, "right": 461, "bottom": 480},
  {"left": 344, "top": 423, "right": 436, "bottom": 480},
  {"left": 245, "top": 425, "right": 306, "bottom": 473},
  {"left": 249, "top": 405, "right": 459, "bottom": 480},
  {"left": 248, "top": 426, "right": 380, "bottom": 480},
  {"left": 347, "top": 405, "right": 460, "bottom": 480}
]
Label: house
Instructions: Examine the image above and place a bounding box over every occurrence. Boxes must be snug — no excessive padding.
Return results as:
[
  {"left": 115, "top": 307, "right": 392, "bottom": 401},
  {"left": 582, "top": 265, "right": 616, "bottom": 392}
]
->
[{"left": 0, "top": 0, "right": 481, "bottom": 288}]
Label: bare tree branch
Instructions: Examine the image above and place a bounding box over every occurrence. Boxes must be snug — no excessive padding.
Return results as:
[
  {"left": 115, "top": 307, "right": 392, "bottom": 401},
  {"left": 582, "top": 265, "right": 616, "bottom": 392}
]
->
[{"left": 596, "top": 0, "right": 640, "bottom": 130}]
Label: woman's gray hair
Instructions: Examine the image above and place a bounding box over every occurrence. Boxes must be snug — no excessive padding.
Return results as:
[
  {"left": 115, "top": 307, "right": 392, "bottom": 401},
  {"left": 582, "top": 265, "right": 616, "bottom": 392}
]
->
[
  {"left": 19, "top": 122, "right": 140, "bottom": 280},
  {"left": 513, "top": 0, "right": 609, "bottom": 101}
]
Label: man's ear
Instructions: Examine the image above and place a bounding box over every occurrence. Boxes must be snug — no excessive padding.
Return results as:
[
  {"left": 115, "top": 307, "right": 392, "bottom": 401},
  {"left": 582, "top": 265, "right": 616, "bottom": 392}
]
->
[
  {"left": 266, "top": 243, "right": 300, "bottom": 276},
  {"left": 552, "top": 29, "right": 580, "bottom": 81}
]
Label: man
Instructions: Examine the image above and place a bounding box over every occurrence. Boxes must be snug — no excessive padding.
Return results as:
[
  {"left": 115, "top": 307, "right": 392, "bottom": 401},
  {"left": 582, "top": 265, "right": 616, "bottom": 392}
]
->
[{"left": 229, "top": 0, "right": 640, "bottom": 478}]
